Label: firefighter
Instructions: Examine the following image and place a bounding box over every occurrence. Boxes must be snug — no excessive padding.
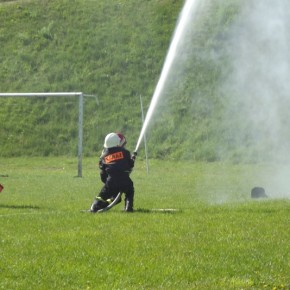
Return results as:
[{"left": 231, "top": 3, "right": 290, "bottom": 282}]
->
[{"left": 89, "top": 132, "right": 136, "bottom": 212}]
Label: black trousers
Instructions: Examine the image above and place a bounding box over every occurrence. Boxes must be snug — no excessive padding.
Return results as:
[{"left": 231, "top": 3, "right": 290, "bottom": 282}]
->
[{"left": 99, "top": 177, "right": 134, "bottom": 203}]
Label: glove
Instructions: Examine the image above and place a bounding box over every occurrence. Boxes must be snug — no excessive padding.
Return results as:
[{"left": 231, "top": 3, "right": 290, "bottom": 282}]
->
[{"left": 132, "top": 151, "right": 137, "bottom": 161}]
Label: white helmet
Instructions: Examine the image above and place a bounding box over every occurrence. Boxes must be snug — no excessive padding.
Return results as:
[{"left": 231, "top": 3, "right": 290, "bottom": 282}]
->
[{"left": 104, "top": 133, "right": 121, "bottom": 148}]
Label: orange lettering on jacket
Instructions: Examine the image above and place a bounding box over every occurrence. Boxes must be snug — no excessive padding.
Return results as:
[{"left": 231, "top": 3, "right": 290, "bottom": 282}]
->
[{"left": 104, "top": 151, "right": 124, "bottom": 163}]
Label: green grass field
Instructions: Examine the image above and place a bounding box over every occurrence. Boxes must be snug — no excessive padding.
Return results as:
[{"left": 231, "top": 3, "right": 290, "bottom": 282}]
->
[{"left": 1, "top": 157, "right": 290, "bottom": 289}]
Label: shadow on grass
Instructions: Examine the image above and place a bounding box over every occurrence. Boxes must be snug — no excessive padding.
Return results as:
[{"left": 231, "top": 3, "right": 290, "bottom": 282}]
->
[
  {"left": 0, "top": 204, "right": 40, "bottom": 210},
  {"left": 82, "top": 208, "right": 183, "bottom": 214},
  {"left": 135, "top": 208, "right": 182, "bottom": 214}
]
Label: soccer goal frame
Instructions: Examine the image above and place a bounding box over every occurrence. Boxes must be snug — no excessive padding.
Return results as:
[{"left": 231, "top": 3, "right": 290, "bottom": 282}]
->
[{"left": 0, "top": 92, "right": 96, "bottom": 177}]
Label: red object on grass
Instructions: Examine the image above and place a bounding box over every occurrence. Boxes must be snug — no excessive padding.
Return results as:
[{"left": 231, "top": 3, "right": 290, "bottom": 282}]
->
[{"left": 0, "top": 184, "right": 3, "bottom": 192}]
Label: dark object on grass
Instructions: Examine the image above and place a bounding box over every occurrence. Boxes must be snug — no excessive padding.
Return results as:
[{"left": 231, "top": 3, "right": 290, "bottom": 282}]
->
[
  {"left": 251, "top": 187, "right": 267, "bottom": 198},
  {"left": 0, "top": 184, "right": 3, "bottom": 192}
]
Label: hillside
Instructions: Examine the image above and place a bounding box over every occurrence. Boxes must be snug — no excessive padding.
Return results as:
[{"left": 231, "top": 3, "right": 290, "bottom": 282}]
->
[
  {"left": 0, "top": 0, "right": 185, "bottom": 157},
  {"left": 1, "top": 0, "right": 289, "bottom": 162}
]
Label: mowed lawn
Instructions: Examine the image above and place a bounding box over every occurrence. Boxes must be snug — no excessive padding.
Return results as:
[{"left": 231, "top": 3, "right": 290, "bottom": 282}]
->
[{"left": 0, "top": 157, "right": 290, "bottom": 289}]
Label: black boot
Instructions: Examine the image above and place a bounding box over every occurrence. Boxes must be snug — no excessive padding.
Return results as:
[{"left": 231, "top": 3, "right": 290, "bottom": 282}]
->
[{"left": 124, "top": 198, "right": 134, "bottom": 212}]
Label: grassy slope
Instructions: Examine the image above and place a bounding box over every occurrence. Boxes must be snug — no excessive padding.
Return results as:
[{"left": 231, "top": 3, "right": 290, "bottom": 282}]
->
[
  {"left": 3, "top": 0, "right": 286, "bottom": 163},
  {"left": 0, "top": 0, "right": 246, "bottom": 160},
  {"left": 0, "top": 0, "right": 184, "bottom": 156}
]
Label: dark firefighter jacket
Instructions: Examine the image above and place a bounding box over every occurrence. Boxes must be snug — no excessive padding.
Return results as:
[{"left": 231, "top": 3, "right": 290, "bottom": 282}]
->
[{"left": 99, "top": 147, "right": 134, "bottom": 184}]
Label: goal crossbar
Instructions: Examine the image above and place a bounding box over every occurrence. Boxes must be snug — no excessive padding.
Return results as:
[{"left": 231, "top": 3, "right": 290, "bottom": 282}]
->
[{"left": 0, "top": 92, "right": 95, "bottom": 177}]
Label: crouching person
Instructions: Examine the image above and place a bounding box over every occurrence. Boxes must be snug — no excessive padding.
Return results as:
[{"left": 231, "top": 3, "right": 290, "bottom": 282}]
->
[{"left": 90, "top": 132, "right": 136, "bottom": 213}]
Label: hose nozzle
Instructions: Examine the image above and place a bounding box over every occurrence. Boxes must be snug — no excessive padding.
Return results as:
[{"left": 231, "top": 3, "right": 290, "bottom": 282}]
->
[{"left": 132, "top": 151, "right": 137, "bottom": 161}]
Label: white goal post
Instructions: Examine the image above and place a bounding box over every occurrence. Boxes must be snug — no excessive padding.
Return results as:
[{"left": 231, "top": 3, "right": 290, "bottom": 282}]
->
[{"left": 0, "top": 92, "right": 96, "bottom": 177}]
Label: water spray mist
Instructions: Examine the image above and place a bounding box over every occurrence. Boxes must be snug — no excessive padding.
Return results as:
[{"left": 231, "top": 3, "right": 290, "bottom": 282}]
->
[{"left": 134, "top": 0, "right": 201, "bottom": 153}]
